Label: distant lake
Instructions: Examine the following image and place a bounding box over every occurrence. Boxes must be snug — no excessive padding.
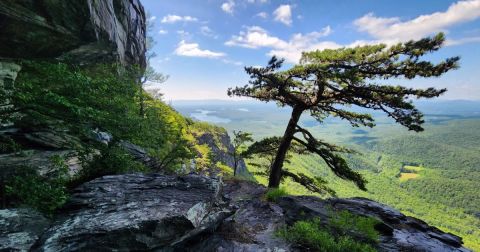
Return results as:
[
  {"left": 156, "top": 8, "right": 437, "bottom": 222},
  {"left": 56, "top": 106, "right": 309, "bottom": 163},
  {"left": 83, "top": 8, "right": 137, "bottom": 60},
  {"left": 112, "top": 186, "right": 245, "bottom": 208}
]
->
[{"left": 191, "top": 109, "right": 231, "bottom": 123}]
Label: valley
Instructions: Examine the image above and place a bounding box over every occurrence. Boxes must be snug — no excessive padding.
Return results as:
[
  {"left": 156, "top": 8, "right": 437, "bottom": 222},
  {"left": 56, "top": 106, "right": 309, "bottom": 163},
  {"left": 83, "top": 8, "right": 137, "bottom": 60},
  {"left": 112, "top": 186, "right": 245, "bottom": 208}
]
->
[{"left": 173, "top": 100, "right": 480, "bottom": 250}]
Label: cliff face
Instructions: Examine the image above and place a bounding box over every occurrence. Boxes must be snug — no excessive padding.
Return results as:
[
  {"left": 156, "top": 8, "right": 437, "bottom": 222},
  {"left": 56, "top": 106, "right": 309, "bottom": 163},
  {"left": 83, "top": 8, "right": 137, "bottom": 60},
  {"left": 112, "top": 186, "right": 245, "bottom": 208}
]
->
[
  {"left": 0, "top": 0, "right": 146, "bottom": 67},
  {"left": 195, "top": 131, "right": 248, "bottom": 175}
]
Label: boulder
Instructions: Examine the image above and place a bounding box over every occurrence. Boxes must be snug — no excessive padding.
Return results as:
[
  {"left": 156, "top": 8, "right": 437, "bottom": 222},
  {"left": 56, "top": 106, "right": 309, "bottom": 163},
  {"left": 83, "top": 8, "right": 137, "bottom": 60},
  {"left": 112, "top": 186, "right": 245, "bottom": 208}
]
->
[
  {"left": 0, "top": 208, "right": 51, "bottom": 251},
  {"left": 32, "top": 173, "right": 232, "bottom": 251},
  {"left": 0, "top": 0, "right": 146, "bottom": 67},
  {"left": 197, "top": 180, "right": 292, "bottom": 251}
]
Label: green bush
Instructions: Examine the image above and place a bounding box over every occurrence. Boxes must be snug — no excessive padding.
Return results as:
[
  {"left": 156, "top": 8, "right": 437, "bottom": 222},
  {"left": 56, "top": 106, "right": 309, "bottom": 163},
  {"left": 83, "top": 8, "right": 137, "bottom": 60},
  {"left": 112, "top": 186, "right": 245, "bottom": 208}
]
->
[
  {"left": 70, "top": 146, "right": 148, "bottom": 188},
  {"left": 265, "top": 187, "right": 288, "bottom": 202},
  {"left": 276, "top": 218, "right": 376, "bottom": 252},
  {"left": 329, "top": 210, "right": 380, "bottom": 242},
  {"left": 5, "top": 157, "right": 69, "bottom": 216}
]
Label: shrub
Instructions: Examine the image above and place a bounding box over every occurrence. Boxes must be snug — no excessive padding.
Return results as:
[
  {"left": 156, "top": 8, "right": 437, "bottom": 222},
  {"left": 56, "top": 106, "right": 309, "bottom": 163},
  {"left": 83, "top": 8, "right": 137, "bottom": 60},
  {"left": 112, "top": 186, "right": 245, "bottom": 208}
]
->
[
  {"left": 5, "top": 158, "right": 69, "bottom": 216},
  {"left": 276, "top": 218, "right": 376, "bottom": 252},
  {"left": 265, "top": 187, "right": 288, "bottom": 202},
  {"left": 69, "top": 146, "right": 148, "bottom": 188},
  {"left": 329, "top": 210, "right": 380, "bottom": 242}
]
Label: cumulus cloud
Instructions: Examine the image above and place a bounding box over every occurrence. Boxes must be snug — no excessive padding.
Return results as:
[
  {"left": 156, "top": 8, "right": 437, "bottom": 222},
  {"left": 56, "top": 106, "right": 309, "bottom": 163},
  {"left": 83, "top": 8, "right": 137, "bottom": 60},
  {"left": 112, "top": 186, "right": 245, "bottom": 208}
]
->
[
  {"left": 161, "top": 15, "right": 198, "bottom": 24},
  {"left": 354, "top": 0, "right": 480, "bottom": 42},
  {"left": 174, "top": 40, "right": 226, "bottom": 58},
  {"left": 158, "top": 29, "right": 168, "bottom": 35},
  {"left": 273, "top": 4, "right": 292, "bottom": 26},
  {"left": 221, "top": 0, "right": 235, "bottom": 14},
  {"left": 256, "top": 12, "right": 268, "bottom": 19},
  {"left": 225, "top": 26, "right": 335, "bottom": 63}
]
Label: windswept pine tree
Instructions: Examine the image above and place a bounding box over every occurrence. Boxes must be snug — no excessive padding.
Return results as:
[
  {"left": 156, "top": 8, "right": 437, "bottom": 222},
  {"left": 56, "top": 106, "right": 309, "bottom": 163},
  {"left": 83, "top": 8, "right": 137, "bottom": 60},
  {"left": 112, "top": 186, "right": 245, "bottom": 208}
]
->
[{"left": 228, "top": 33, "right": 459, "bottom": 190}]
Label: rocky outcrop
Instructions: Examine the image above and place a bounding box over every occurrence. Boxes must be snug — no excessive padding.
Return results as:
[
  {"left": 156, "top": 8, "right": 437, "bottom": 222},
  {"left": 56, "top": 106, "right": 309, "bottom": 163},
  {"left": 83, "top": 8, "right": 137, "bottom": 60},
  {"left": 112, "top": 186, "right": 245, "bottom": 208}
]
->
[
  {"left": 0, "top": 176, "right": 470, "bottom": 251},
  {"left": 196, "top": 132, "right": 248, "bottom": 175},
  {"left": 32, "top": 174, "right": 232, "bottom": 251},
  {"left": 0, "top": 0, "right": 146, "bottom": 67},
  {"left": 0, "top": 128, "right": 84, "bottom": 178},
  {"left": 0, "top": 208, "right": 51, "bottom": 251},
  {"left": 193, "top": 180, "right": 470, "bottom": 252},
  {"left": 276, "top": 196, "right": 470, "bottom": 252}
]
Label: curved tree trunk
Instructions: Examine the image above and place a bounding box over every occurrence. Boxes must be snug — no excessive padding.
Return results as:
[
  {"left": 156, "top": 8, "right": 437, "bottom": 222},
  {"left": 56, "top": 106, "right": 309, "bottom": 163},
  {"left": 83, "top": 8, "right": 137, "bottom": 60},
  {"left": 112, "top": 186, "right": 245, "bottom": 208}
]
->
[{"left": 268, "top": 106, "right": 303, "bottom": 188}]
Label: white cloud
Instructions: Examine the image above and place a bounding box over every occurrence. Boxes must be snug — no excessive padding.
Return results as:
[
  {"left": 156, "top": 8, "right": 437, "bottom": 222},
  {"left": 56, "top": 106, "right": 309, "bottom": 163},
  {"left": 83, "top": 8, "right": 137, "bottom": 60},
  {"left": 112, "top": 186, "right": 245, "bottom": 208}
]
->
[
  {"left": 161, "top": 15, "right": 198, "bottom": 24},
  {"left": 221, "top": 0, "right": 235, "bottom": 14},
  {"left": 175, "top": 40, "right": 226, "bottom": 58},
  {"left": 354, "top": 0, "right": 480, "bottom": 42},
  {"left": 158, "top": 29, "right": 168, "bottom": 35},
  {"left": 247, "top": 0, "right": 268, "bottom": 3},
  {"left": 148, "top": 16, "right": 157, "bottom": 22},
  {"left": 273, "top": 4, "right": 292, "bottom": 26},
  {"left": 445, "top": 36, "right": 480, "bottom": 46},
  {"left": 256, "top": 12, "right": 268, "bottom": 19},
  {"left": 222, "top": 59, "right": 244, "bottom": 66},
  {"left": 200, "top": 26, "right": 218, "bottom": 39},
  {"left": 225, "top": 26, "right": 336, "bottom": 63},
  {"left": 225, "top": 26, "right": 288, "bottom": 49}
]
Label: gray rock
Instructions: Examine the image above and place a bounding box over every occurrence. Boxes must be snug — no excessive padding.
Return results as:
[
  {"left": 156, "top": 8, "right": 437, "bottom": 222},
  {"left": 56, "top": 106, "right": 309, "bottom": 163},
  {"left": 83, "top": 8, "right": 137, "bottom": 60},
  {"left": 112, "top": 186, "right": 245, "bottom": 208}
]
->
[
  {"left": 118, "top": 140, "right": 165, "bottom": 172},
  {"left": 0, "top": 150, "right": 82, "bottom": 177},
  {"left": 190, "top": 180, "right": 292, "bottom": 252},
  {"left": 195, "top": 132, "right": 248, "bottom": 176},
  {"left": 0, "top": 127, "right": 83, "bottom": 150},
  {"left": 0, "top": 0, "right": 146, "bottom": 67},
  {"left": 276, "top": 196, "right": 471, "bottom": 252},
  {"left": 91, "top": 129, "right": 113, "bottom": 145},
  {"left": 0, "top": 208, "right": 51, "bottom": 251},
  {"left": 0, "top": 62, "right": 21, "bottom": 126},
  {"left": 32, "top": 173, "right": 232, "bottom": 251}
]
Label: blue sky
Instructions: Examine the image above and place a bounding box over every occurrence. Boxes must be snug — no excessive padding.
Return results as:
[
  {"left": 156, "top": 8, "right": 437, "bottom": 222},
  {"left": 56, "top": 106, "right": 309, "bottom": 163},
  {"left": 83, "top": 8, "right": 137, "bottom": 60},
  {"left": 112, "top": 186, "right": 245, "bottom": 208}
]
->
[{"left": 142, "top": 0, "right": 480, "bottom": 101}]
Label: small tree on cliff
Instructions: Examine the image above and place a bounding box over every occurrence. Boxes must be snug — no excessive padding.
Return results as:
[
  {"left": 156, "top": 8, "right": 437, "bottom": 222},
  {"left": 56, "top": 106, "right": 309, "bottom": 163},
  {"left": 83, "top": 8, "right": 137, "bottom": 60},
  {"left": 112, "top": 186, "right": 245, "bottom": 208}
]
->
[
  {"left": 228, "top": 33, "right": 459, "bottom": 189},
  {"left": 230, "top": 130, "right": 253, "bottom": 176},
  {"left": 138, "top": 14, "right": 169, "bottom": 116}
]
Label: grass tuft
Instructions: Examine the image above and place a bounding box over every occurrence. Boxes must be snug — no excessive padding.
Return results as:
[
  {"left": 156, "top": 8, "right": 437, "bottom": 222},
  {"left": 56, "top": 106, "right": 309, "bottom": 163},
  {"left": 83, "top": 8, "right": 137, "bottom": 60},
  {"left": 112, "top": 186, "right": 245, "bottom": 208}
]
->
[{"left": 265, "top": 187, "right": 288, "bottom": 202}]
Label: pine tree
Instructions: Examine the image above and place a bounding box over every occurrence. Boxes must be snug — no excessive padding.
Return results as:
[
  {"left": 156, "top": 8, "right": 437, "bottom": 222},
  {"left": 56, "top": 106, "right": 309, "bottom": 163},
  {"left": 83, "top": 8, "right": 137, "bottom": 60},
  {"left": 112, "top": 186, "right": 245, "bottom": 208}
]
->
[{"left": 228, "top": 33, "right": 459, "bottom": 189}]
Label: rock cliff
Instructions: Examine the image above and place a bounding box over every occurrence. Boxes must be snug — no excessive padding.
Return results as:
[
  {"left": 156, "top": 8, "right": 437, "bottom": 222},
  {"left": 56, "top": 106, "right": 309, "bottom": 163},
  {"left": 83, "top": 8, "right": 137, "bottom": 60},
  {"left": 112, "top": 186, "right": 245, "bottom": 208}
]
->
[
  {"left": 194, "top": 129, "right": 248, "bottom": 175},
  {"left": 0, "top": 174, "right": 471, "bottom": 251},
  {"left": 0, "top": 0, "right": 146, "bottom": 67}
]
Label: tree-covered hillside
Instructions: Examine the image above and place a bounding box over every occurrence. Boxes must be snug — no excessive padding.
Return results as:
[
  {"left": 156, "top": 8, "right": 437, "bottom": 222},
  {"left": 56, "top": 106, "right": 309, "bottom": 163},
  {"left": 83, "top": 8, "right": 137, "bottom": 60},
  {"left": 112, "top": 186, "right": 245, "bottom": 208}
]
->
[{"left": 174, "top": 102, "right": 480, "bottom": 250}]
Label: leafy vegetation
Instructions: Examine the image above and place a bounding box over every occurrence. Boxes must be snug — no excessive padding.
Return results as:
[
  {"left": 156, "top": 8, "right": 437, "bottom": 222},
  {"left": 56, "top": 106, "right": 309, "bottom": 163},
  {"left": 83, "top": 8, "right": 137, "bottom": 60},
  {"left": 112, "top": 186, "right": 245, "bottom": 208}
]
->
[
  {"left": 5, "top": 156, "right": 69, "bottom": 216},
  {"left": 277, "top": 216, "right": 378, "bottom": 252},
  {"left": 265, "top": 187, "right": 288, "bottom": 202},
  {"left": 329, "top": 210, "right": 380, "bottom": 242}
]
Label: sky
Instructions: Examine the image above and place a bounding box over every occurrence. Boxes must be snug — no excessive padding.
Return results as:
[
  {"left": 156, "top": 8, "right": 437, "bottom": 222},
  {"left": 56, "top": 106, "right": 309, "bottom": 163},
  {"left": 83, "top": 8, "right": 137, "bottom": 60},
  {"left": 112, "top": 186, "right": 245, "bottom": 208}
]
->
[{"left": 142, "top": 0, "right": 480, "bottom": 101}]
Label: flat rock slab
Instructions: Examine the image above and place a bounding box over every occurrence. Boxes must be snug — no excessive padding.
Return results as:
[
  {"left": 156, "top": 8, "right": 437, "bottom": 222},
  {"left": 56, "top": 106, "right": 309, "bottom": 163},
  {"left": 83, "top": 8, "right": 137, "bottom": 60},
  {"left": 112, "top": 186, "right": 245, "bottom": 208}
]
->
[{"left": 32, "top": 173, "right": 231, "bottom": 251}]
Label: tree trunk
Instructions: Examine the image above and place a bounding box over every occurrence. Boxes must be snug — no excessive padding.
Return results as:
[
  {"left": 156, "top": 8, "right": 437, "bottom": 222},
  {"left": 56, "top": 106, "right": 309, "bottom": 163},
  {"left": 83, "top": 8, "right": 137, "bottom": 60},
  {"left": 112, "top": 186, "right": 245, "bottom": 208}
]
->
[
  {"left": 268, "top": 106, "right": 304, "bottom": 188},
  {"left": 139, "top": 78, "right": 145, "bottom": 117}
]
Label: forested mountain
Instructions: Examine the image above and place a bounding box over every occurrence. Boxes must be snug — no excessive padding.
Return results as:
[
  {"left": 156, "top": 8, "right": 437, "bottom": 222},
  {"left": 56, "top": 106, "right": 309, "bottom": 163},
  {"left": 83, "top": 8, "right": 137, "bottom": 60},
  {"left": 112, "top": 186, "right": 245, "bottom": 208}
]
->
[{"left": 174, "top": 101, "right": 480, "bottom": 250}]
